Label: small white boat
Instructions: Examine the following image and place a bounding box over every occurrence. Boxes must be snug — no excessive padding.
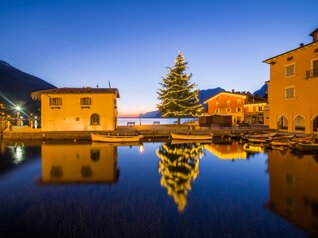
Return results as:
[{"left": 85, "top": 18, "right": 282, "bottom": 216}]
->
[
  {"left": 91, "top": 133, "right": 143, "bottom": 143},
  {"left": 171, "top": 133, "right": 212, "bottom": 140}
]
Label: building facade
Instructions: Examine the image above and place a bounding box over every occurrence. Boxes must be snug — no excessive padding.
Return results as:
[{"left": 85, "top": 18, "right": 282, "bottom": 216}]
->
[
  {"left": 204, "top": 91, "right": 267, "bottom": 125},
  {"left": 31, "top": 88, "right": 119, "bottom": 131},
  {"left": 264, "top": 28, "right": 318, "bottom": 133}
]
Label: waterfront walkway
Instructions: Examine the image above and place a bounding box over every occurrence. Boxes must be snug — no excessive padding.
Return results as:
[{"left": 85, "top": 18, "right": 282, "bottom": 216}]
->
[{"left": 1, "top": 124, "right": 272, "bottom": 141}]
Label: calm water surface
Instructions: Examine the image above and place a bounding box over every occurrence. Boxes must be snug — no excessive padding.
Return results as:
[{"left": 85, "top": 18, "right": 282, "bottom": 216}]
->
[{"left": 0, "top": 140, "right": 315, "bottom": 238}]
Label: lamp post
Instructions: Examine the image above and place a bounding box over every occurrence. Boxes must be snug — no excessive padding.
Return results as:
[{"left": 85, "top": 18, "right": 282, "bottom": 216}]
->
[
  {"left": 15, "top": 106, "right": 21, "bottom": 126},
  {"left": 139, "top": 106, "right": 144, "bottom": 125}
]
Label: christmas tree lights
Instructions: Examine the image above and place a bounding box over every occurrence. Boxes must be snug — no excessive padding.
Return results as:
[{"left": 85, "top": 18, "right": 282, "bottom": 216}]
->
[{"left": 157, "top": 52, "right": 203, "bottom": 124}]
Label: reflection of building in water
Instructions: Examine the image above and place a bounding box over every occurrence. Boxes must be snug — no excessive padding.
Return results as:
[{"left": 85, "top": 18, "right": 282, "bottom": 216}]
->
[
  {"left": 41, "top": 144, "right": 119, "bottom": 183},
  {"left": 204, "top": 142, "right": 247, "bottom": 160},
  {"left": 156, "top": 143, "right": 204, "bottom": 212},
  {"left": 266, "top": 150, "right": 318, "bottom": 236}
]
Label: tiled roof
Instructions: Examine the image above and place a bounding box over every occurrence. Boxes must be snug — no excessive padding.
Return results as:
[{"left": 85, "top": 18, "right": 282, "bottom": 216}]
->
[{"left": 31, "top": 87, "right": 120, "bottom": 100}]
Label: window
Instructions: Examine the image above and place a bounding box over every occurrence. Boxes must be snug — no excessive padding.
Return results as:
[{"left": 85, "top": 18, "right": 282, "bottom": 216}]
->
[
  {"left": 285, "top": 64, "right": 295, "bottom": 77},
  {"left": 80, "top": 97, "right": 92, "bottom": 105},
  {"left": 285, "top": 87, "right": 295, "bottom": 99},
  {"left": 227, "top": 108, "right": 231, "bottom": 113},
  {"left": 287, "top": 56, "right": 293, "bottom": 61},
  {"left": 215, "top": 109, "right": 219, "bottom": 114},
  {"left": 237, "top": 107, "right": 242, "bottom": 112},
  {"left": 314, "top": 60, "right": 318, "bottom": 77},
  {"left": 91, "top": 113, "right": 100, "bottom": 125},
  {"left": 50, "top": 97, "right": 62, "bottom": 106},
  {"left": 258, "top": 106, "right": 263, "bottom": 111}
]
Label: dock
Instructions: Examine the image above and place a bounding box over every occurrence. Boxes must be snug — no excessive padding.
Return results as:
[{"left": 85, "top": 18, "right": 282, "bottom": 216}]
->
[{"left": 1, "top": 124, "right": 274, "bottom": 141}]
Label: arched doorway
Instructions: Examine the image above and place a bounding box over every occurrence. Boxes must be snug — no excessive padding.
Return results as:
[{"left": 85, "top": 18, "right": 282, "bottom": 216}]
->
[
  {"left": 313, "top": 116, "right": 318, "bottom": 132},
  {"left": 91, "top": 113, "right": 100, "bottom": 125},
  {"left": 277, "top": 115, "right": 288, "bottom": 130},
  {"left": 294, "top": 115, "right": 305, "bottom": 131}
]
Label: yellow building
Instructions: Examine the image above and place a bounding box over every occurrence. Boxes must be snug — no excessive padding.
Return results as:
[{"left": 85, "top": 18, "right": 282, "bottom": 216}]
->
[
  {"left": 41, "top": 143, "right": 119, "bottom": 184},
  {"left": 32, "top": 87, "right": 119, "bottom": 131},
  {"left": 264, "top": 28, "right": 318, "bottom": 133}
]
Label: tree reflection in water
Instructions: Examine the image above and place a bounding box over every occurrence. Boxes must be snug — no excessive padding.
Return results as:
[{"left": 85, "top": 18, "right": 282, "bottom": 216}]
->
[{"left": 156, "top": 142, "right": 204, "bottom": 212}]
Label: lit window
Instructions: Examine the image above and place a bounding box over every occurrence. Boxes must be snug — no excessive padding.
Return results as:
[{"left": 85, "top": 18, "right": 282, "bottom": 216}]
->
[
  {"left": 285, "top": 64, "right": 295, "bottom": 77},
  {"left": 91, "top": 113, "right": 100, "bottom": 125},
  {"left": 80, "top": 97, "right": 92, "bottom": 105},
  {"left": 50, "top": 97, "right": 62, "bottom": 106},
  {"left": 285, "top": 87, "right": 295, "bottom": 99}
]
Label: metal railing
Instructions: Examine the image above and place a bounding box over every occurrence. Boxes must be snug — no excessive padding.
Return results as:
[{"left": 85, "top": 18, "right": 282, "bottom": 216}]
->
[{"left": 305, "top": 69, "right": 318, "bottom": 79}]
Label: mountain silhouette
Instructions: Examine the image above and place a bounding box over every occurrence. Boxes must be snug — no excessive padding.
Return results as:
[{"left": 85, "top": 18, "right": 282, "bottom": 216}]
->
[
  {"left": 141, "top": 87, "right": 225, "bottom": 118},
  {"left": 0, "top": 60, "right": 56, "bottom": 116}
]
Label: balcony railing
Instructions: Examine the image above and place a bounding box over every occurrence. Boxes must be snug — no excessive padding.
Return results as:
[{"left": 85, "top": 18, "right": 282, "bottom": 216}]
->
[{"left": 305, "top": 69, "right": 318, "bottom": 79}]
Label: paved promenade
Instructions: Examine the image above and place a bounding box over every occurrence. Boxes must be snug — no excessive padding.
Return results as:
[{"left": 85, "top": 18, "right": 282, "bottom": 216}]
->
[{"left": 1, "top": 124, "right": 272, "bottom": 141}]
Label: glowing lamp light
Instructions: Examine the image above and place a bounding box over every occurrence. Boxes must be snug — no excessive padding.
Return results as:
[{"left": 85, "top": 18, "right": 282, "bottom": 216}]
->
[
  {"left": 139, "top": 145, "right": 144, "bottom": 153},
  {"left": 15, "top": 106, "right": 21, "bottom": 111}
]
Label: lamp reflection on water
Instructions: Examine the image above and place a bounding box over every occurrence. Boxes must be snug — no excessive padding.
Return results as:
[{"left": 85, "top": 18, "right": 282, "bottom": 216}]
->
[
  {"left": 7, "top": 142, "right": 25, "bottom": 164},
  {"left": 40, "top": 143, "right": 119, "bottom": 184},
  {"left": 139, "top": 144, "right": 144, "bottom": 153}
]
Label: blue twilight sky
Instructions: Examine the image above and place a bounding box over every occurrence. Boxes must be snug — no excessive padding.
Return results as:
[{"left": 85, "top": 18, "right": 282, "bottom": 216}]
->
[{"left": 0, "top": 0, "right": 317, "bottom": 116}]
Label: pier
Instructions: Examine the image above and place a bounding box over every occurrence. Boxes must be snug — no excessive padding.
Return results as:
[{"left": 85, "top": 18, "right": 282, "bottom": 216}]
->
[{"left": 2, "top": 124, "right": 273, "bottom": 141}]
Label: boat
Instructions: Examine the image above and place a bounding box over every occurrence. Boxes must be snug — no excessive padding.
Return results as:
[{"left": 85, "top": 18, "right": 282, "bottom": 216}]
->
[
  {"left": 295, "top": 142, "right": 318, "bottom": 152},
  {"left": 248, "top": 138, "right": 268, "bottom": 143},
  {"left": 246, "top": 132, "right": 277, "bottom": 139},
  {"left": 91, "top": 133, "right": 143, "bottom": 143},
  {"left": 170, "top": 133, "right": 212, "bottom": 140},
  {"left": 243, "top": 143, "right": 264, "bottom": 153},
  {"left": 270, "top": 140, "right": 290, "bottom": 147}
]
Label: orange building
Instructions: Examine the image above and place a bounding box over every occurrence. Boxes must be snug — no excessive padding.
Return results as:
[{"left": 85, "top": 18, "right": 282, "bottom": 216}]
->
[
  {"left": 204, "top": 91, "right": 267, "bottom": 125},
  {"left": 263, "top": 28, "right": 318, "bottom": 133}
]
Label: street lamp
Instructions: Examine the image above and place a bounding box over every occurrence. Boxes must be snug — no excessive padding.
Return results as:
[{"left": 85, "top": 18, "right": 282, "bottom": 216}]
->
[{"left": 139, "top": 106, "right": 144, "bottom": 125}]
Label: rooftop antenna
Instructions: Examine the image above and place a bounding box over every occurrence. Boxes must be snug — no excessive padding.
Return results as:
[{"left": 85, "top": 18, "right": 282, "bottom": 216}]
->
[
  {"left": 96, "top": 83, "right": 99, "bottom": 88},
  {"left": 108, "top": 80, "right": 111, "bottom": 88}
]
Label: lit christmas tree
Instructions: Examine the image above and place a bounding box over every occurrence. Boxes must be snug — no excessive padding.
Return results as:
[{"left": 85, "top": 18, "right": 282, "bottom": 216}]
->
[
  {"left": 156, "top": 143, "right": 204, "bottom": 212},
  {"left": 157, "top": 52, "right": 203, "bottom": 124}
]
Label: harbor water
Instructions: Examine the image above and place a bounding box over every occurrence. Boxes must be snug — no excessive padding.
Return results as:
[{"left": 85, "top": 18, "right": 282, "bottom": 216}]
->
[{"left": 0, "top": 140, "right": 315, "bottom": 237}]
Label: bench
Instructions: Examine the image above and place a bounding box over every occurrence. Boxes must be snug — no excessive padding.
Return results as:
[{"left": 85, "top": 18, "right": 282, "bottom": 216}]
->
[
  {"left": 127, "top": 122, "right": 135, "bottom": 126},
  {"left": 238, "top": 122, "right": 250, "bottom": 129},
  {"left": 153, "top": 121, "right": 160, "bottom": 125}
]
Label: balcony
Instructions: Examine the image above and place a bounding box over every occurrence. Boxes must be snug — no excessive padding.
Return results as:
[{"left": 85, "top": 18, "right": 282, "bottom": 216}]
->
[{"left": 305, "top": 69, "right": 318, "bottom": 79}]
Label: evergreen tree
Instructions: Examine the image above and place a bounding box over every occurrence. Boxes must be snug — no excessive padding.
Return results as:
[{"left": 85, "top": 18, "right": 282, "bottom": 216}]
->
[{"left": 157, "top": 52, "right": 203, "bottom": 124}]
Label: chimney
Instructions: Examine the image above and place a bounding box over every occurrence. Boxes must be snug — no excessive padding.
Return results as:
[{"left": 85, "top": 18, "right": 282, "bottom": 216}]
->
[
  {"left": 231, "top": 89, "right": 234, "bottom": 93},
  {"left": 309, "top": 28, "right": 318, "bottom": 42},
  {"left": 300, "top": 43, "right": 304, "bottom": 47}
]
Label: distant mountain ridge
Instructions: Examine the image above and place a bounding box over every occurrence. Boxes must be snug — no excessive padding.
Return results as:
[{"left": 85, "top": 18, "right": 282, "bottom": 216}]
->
[
  {"left": 141, "top": 87, "right": 226, "bottom": 118},
  {"left": 0, "top": 60, "right": 56, "bottom": 114}
]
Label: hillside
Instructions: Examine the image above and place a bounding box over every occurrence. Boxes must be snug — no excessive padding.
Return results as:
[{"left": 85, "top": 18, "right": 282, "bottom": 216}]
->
[
  {"left": 0, "top": 60, "right": 56, "bottom": 115},
  {"left": 253, "top": 83, "right": 268, "bottom": 98}
]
